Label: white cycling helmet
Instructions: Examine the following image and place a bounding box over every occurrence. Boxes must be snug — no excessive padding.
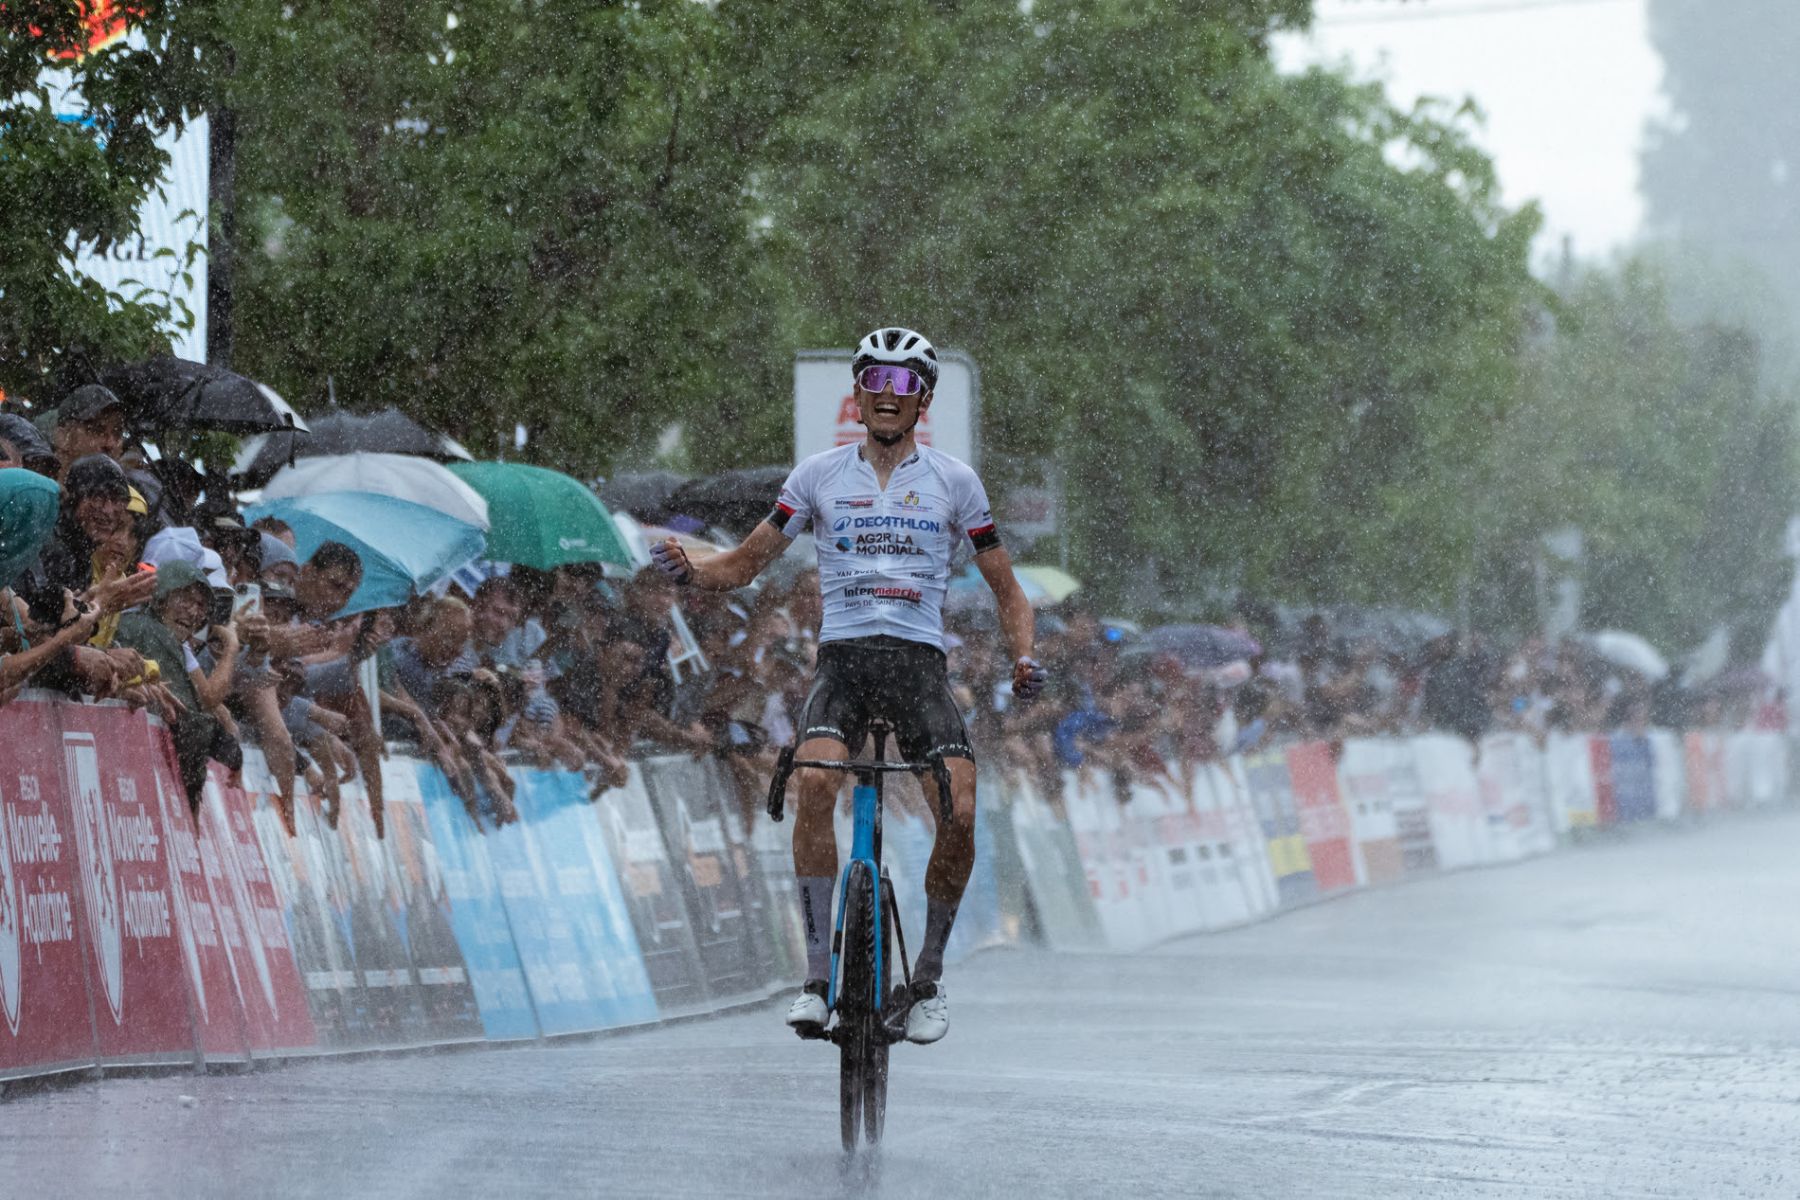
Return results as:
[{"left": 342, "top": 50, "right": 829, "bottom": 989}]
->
[{"left": 851, "top": 327, "right": 939, "bottom": 391}]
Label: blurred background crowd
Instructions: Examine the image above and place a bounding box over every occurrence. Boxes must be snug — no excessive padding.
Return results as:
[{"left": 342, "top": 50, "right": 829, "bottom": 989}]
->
[{"left": 2, "top": 367, "right": 1785, "bottom": 839}]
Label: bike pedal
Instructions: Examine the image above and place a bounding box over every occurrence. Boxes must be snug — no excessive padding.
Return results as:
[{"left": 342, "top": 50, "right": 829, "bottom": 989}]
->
[{"left": 792, "top": 1020, "right": 832, "bottom": 1042}]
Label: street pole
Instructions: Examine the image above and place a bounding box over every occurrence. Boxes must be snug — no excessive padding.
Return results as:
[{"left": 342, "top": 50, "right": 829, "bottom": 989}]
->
[{"left": 205, "top": 50, "right": 236, "bottom": 368}]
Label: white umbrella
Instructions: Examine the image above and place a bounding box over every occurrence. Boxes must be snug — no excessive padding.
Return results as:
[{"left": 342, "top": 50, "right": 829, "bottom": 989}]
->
[
  {"left": 1588, "top": 629, "right": 1670, "bottom": 681},
  {"left": 261, "top": 452, "right": 490, "bottom": 530}
]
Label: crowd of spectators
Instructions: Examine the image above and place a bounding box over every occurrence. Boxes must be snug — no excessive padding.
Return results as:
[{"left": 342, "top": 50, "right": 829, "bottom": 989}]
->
[{"left": 1, "top": 383, "right": 1787, "bottom": 839}]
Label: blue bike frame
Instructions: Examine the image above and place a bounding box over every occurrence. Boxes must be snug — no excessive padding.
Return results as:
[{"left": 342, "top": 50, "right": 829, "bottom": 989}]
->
[{"left": 827, "top": 778, "right": 883, "bottom": 1015}]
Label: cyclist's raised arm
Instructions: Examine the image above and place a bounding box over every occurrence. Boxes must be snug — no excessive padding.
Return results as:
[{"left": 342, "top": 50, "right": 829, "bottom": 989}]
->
[
  {"left": 974, "top": 543, "right": 1035, "bottom": 667},
  {"left": 661, "top": 522, "right": 790, "bottom": 591}
]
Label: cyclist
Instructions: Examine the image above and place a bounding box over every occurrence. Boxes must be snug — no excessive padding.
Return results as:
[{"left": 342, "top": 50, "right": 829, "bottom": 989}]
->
[{"left": 651, "top": 327, "right": 1046, "bottom": 1044}]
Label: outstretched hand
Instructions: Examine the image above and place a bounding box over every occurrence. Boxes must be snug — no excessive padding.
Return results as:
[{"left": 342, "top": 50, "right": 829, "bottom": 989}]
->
[{"left": 1012, "top": 655, "right": 1048, "bottom": 701}]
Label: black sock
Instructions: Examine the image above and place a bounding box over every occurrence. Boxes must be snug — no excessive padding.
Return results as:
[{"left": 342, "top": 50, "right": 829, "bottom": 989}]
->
[{"left": 912, "top": 898, "right": 959, "bottom": 983}]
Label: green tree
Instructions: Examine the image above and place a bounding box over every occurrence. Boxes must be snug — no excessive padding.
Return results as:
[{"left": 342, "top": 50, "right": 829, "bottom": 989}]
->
[
  {"left": 0, "top": 1, "right": 219, "bottom": 399},
  {"left": 1474, "top": 257, "right": 1795, "bottom": 657},
  {"left": 755, "top": 0, "right": 1540, "bottom": 609}
]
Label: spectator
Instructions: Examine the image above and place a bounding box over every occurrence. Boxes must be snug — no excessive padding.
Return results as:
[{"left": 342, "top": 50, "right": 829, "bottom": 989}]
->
[
  {"left": 0, "top": 414, "right": 59, "bottom": 477},
  {"left": 112, "top": 560, "right": 243, "bottom": 808},
  {"left": 1421, "top": 633, "right": 1495, "bottom": 744},
  {"left": 21, "top": 455, "right": 157, "bottom": 643},
  {"left": 52, "top": 385, "right": 126, "bottom": 472}
]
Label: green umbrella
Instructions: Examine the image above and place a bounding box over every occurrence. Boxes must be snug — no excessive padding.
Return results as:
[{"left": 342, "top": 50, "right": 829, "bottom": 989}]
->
[{"left": 447, "top": 461, "right": 634, "bottom": 569}]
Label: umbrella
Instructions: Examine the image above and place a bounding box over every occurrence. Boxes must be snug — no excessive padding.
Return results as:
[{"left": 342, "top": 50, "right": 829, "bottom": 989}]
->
[
  {"left": 1014, "top": 564, "right": 1082, "bottom": 604},
  {"left": 1131, "top": 624, "right": 1263, "bottom": 670},
  {"left": 0, "top": 469, "right": 61, "bottom": 587},
  {"left": 595, "top": 470, "right": 690, "bottom": 525},
  {"left": 233, "top": 408, "right": 474, "bottom": 485},
  {"left": 1587, "top": 629, "right": 1670, "bottom": 681},
  {"left": 261, "top": 452, "right": 490, "bottom": 530},
  {"left": 448, "top": 461, "right": 633, "bottom": 569},
  {"left": 101, "top": 355, "right": 311, "bottom": 436},
  {"left": 665, "top": 466, "right": 791, "bottom": 536},
  {"left": 242, "top": 492, "right": 486, "bottom": 617},
  {"left": 946, "top": 561, "right": 1052, "bottom": 611}
]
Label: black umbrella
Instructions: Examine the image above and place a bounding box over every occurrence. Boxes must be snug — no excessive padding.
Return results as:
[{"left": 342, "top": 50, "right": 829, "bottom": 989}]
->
[
  {"left": 595, "top": 470, "right": 691, "bottom": 525},
  {"left": 100, "top": 355, "right": 310, "bottom": 435},
  {"left": 666, "top": 465, "right": 790, "bottom": 536},
  {"left": 232, "top": 408, "right": 474, "bottom": 486},
  {"left": 1129, "top": 623, "right": 1263, "bottom": 669}
]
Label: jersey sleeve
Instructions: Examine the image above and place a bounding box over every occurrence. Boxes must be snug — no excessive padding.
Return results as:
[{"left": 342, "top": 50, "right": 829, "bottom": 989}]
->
[
  {"left": 765, "top": 459, "right": 814, "bottom": 538},
  {"left": 954, "top": 465, "right": 1002, "bottom": 553}
]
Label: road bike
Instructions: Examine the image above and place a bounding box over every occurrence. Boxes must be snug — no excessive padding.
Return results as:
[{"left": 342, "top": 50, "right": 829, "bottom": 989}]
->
[{"left": 766, "top": 720, "right": 953, "bottom": 1153}]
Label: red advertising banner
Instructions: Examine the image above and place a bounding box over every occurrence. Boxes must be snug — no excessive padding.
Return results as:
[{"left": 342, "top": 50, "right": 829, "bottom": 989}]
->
[
  {"left": 199, "top": 768, "right": 317, "bottom": 1055},
  {"left": 0, "top": 700, "right": 99, "bottom": 1079},
  {"left": 1285, "top": 741, "right": 1359, "bottom": 892},
  {"left": 1588, "top": 737, "right": 1617, "bottom": 827},
  {"left": 150, "top": 741, "right": 250, "bottom": 1063},
  {"left": 55, "top": 704, "right": 198, "bottom": 1067},
  {"left": 1683, "top": 733, "right": 1727, "bottom": 814}
]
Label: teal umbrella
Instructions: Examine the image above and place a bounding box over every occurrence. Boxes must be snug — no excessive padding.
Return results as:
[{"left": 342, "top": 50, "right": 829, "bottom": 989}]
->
[
  {"left": 447, "top": 462, "right": 633, "bottom": 569},
  {"left": 243, "top": 491, "right": 486, "bottom": 616},
  {"left": 0, "top": 469, "right": 60, "bottom": 587}
]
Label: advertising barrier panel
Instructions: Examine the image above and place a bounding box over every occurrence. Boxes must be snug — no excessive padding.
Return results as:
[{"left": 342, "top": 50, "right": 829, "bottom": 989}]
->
[
  {"left": 379, "top": 764, "right": 485, "bottom": 1043},
  {"left": 1238, "top": 749, "right": 1316, "bottom": 906},
  {"left": 508, "top": 770, "right": 658, "bottom": 1029},
  {"left": 201, "top": 771, "right": 317, "bottom": 1056},
  {"left": 1412, "top": 735, "right": 1489, "bottom": 867},
  {"left": 1336, "top": 739, "right": 1405, "bottom": 884},
  {"left": 594, "top": 764, "right": 709, "bottom": 1012},
  {"left": 58, "top": 707, "right": 198, "bottom": 1068},
  {"left": 641, "top": 757, "right": 762, "bottom": 1000},
  {"left": 1003, "top": 775, "right": 1105, "bottom": 951},
  {"left": 1607, "top": 735, "right": 1657, "bottom": 824},
  {"left": 0, "top": 700, "right": 99, "bottom": 1079},
  {"left": 1285, "top": 741, "right": 1360, "bottom": 892},
  {"left": 412, "top": 766, "right": 538, "bottom": 1041}
]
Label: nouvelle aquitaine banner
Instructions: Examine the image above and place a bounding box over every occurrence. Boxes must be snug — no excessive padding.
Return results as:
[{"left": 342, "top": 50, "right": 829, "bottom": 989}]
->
[
  {"left": 56, "top": 704, "right": 197, "bottom": 1067},
  {"left": 198, "top": 768, "right": 316, "bottom": 1055},
  {"left": 0, "top": 700, "right": 99, "bottom": 1079},
  {"left": 154, "top": 752, "right": 250, "bottom": 1062}
]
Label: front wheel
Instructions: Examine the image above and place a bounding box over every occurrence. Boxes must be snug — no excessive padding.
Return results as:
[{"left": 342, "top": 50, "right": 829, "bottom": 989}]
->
[{"left": 837, "top": 861, "right": 877, "bottom": 1152}]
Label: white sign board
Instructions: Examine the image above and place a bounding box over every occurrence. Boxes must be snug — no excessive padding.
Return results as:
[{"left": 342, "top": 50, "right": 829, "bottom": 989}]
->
[
  {"left": 45, "top": 39, "right": 210, "bottom": 361},
  {"left": 794, "top": 350, "right": 979, "bottom": 469}
]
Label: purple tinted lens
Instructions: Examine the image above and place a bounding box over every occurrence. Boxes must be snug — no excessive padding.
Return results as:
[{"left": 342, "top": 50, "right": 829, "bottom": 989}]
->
[{"left": 858, "top": 365, "right": 923, "bottom": 396}]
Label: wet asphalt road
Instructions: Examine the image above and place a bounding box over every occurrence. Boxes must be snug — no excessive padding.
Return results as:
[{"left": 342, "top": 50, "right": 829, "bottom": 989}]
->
[{"left": 6, "top": 811, "right": 1799, "bottom": 1200}]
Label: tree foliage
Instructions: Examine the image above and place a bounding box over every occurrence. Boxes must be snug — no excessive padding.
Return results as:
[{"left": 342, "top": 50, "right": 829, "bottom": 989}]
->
[
  {"left": 0, "top": 0, "right": 221, "bottom": 398},
  {"left": 3, "top": 0, "right": 1792, "bottom": 654}
]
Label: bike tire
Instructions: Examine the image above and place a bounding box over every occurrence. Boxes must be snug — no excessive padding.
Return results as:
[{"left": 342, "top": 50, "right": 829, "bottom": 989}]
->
[
  {"left": 863, "top": 873, "right": 897, "bottom": 1145},
  {"left": 838, "top": 862, "right": 876, "bottom": 1153}
]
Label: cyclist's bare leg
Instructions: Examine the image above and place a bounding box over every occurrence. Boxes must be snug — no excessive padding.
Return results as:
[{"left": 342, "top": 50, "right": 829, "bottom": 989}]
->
[
  {"left": 791, "top": 736, "right": 848, "bottom": 984},
  {"left": 915, "top": 756, "right": 978, "bottom": 981}
]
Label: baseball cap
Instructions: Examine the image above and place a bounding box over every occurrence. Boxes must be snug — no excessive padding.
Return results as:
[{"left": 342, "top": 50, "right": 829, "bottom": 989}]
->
[
  {"left": 59, "top": 384, "right": 124, "bottom": 424},
  {"left": 152, "top": 558, "right": 207, "bottom": 600}
]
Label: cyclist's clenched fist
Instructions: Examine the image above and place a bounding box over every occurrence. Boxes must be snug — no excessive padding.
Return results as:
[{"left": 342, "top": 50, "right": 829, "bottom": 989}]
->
[{"left": 1012, "top": 655, "right": 1048, "bottom": 700}]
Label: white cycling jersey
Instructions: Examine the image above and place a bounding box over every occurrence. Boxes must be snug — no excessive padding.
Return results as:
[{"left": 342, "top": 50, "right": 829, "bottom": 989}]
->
[{"left": 769, "top": 442, "right": 1000, "bottom": 651}]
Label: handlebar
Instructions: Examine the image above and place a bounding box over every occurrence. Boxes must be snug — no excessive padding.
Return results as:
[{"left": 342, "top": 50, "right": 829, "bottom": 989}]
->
[{"left": 766, "top": 746, "right": 955, "bottom": 826}]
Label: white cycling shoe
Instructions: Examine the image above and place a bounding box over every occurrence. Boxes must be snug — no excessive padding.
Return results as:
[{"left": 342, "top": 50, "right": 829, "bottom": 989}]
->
[
  {"left": 904, "top": 980, "right": 948, "bottom": 1044},
  {"left": 785, "top": 981, "right": 829, "bottom": 1030}
]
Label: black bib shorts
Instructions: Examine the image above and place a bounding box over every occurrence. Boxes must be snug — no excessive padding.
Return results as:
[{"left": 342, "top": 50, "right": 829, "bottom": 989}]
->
[{"left": 797, "top": 635, "right": 974, "bottom": 764}]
